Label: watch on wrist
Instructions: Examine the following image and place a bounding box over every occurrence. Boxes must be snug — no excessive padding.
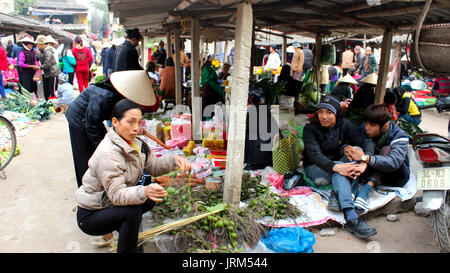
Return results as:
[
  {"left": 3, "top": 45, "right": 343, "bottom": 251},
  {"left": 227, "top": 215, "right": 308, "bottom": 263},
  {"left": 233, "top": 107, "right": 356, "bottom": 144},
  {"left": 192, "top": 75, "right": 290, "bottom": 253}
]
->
[{"left": 361, "top": 155, "right": 370, "bottom": 164}]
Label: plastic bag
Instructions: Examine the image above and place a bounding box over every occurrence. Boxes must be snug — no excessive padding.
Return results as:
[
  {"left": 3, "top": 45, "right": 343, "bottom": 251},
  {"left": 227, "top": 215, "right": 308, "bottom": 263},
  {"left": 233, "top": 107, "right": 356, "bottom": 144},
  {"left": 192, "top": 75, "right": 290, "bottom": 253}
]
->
[{"left": 261, "top": 227, "right": 315, "bottom": 253}]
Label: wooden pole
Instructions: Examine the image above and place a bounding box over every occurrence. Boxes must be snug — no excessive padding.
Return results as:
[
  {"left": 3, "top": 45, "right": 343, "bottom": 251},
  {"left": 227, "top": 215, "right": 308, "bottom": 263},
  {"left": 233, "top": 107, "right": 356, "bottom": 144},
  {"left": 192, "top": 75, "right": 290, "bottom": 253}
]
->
[
  {"left": 375, "top": 29, "right": 393, "bottom": 104},
  {"left": 191, "top": 18, "right": 202, "bottom": 142},
  {"left": 223, "top": 2, "right": 253, "bottom": 207},
  {"left": 282, "top": 34, "right": 287, "bottom": 65},
  {"left": 313, "top": 33, "right": 323, "bottom": 91},
  {"left": 174, "top": 28, "right": 183, "bottom": 106},
  {"left": 394, "top": 42, "right": 402, "bottom": 87}
]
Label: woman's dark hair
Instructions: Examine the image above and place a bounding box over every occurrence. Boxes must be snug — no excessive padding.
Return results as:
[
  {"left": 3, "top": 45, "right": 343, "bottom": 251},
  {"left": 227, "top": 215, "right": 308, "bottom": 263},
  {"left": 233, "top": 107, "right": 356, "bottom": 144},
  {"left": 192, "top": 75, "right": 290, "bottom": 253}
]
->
[
  {"left": 74, "top": 36, "right": 83, "bottom": 46},
  {"left": 363, "top": 104, "right": 391, "bottom": 126},
  {"left": 278, "top": 64, "right": 291, "bottom": 82},
  {"left": 111, "top": 99, "right": 142, "bottom": 121},
  {"left": 384, "top": 88, "right": 397, "bottom": 105},
  {"left": 146, "top": 61, "right": 156, "bottom": 73},
  {"left": 62, "top": 37, "right": 73, "bottom": 56},
  {"left": 126, "top": 28, "right": 142, "bottom": 40},
  {"left": 165, "top": 57, "right": 174, "bottom": 67}
]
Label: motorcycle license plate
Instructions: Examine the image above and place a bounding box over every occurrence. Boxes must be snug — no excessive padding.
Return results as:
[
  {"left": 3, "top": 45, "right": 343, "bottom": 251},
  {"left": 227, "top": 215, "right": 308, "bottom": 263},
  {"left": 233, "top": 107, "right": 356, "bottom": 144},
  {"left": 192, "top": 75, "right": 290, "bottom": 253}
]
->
[{"left": 417, "top": 167, "right": 450, "bottom": 190}]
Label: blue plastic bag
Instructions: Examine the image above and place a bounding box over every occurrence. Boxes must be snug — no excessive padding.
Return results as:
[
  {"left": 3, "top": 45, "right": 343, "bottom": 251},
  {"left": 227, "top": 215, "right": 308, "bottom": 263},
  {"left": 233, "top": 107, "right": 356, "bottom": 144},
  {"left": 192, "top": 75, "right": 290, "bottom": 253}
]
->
[{"left": 261, "top": 227, "right": 316, "bottom": 253}]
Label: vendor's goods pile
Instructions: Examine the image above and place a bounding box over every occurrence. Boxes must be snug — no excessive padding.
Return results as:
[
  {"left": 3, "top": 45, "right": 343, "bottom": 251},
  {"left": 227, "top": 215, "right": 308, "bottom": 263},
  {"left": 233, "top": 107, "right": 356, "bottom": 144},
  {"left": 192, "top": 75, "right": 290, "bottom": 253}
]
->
[
  {"left": 145, "top": 170, "right": 302, "bottom": 253},
  {"left": 0, "top": 88, "right": 55, "bottom": 122}
]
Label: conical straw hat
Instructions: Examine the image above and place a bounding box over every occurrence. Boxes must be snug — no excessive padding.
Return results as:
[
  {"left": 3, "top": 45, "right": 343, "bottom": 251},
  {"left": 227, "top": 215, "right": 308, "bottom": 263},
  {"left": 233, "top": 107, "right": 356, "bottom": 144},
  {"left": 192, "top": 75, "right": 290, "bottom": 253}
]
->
[
  {"left": 17, "top": 36, "right": 35, "bottom": 46},
  {"left": 361, "top": 73, "right": 378, "bottom": 85},
  {"left": 46, "top": 35, "right": 57, "bottom": 44},
  {"left": 110, "top": 70, "right": 156, "bottom": 107},
  {"left": 338, "top": 74, "right": 358, "bottom": 85}
]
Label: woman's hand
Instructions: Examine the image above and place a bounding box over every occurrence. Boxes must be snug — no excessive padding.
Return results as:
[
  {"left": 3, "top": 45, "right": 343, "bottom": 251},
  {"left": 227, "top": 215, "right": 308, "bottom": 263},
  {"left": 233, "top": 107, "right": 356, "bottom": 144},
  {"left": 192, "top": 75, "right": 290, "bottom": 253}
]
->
[
  {"left": 174, "top": 155, "right": 192, "bottom": 174},
  {"left": 144, "top": 183, "right": 167, "bottom": 202}
]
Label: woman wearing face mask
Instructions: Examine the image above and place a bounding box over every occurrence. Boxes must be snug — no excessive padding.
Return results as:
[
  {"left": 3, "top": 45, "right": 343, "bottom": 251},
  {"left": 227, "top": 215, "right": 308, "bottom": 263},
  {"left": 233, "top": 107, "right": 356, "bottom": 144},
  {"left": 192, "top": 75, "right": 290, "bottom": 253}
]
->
[
  {"left": 112, "top": 28, "right": 143, "bottom": 72},
  {"left": 17, "top": 37, "right": 40, "bottom": 95},
  {"left": 302, "top": 95, "right": 377, "bottom": 239},
  {"left": 75, "top": 98, "right": 191, "bottom": 253}
]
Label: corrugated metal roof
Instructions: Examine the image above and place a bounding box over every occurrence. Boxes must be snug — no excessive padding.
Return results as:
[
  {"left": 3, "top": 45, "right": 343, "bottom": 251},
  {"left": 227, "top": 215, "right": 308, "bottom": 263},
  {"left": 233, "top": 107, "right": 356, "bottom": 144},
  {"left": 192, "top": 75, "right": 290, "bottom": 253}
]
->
[
  {"left": 0, "top": 12, "right": 76, "bottom": 39},
  {"left": 108, "top": 0, "right": 450, "bottom": 39}
]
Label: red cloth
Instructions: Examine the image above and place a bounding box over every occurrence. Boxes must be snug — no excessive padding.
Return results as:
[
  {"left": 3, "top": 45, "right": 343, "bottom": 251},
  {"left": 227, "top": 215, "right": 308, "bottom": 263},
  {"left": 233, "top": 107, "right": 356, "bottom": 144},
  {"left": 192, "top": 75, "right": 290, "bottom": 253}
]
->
[
  {"left": 0, "top": 47, "right": 8, "bottom": 71},
  {"left": 72, "top": 46, "right": 93, "bottom": 72}
]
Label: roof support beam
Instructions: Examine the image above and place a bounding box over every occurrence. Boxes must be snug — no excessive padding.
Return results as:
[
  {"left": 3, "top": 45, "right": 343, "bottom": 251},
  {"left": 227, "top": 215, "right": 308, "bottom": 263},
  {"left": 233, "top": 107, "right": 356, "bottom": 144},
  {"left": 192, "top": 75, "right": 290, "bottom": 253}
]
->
[{"left": 374, "top": 29, "right": 394, "bottom": 104}]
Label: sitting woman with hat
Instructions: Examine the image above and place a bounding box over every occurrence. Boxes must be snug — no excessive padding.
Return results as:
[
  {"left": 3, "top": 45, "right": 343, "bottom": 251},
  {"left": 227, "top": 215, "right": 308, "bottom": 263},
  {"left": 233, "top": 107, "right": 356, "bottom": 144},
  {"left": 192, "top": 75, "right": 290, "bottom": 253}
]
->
[
  {"left": 348, "top": 73, "right": 378, "bottom": 111},
  {"left": 330, "top": 74, "right": 358, "bottom": 102},
  {"left": 75, "top": 98, "right": 191, "bottom": 253},
  {"left": 17, "top": 36, "right": 40, "bottom": 95}
]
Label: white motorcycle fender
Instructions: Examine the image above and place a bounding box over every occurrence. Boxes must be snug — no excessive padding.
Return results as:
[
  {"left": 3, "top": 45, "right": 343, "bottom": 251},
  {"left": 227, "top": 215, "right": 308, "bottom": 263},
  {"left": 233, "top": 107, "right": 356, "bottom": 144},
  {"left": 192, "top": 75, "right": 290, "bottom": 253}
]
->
[{"left": 423, "top": 190, "right": 446, "bottom": 211}]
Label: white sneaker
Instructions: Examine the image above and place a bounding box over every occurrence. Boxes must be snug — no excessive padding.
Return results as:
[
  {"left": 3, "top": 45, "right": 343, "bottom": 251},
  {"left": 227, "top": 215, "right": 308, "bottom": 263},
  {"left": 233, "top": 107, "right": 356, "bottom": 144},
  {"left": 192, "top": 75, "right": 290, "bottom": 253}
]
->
[{"left": 90, "top": 236, "right": 114, "bottom": 248}]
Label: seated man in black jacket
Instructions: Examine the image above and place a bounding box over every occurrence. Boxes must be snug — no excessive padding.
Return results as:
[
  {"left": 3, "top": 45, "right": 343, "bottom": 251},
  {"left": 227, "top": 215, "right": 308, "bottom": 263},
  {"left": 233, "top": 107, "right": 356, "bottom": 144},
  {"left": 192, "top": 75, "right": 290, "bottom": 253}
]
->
[{"left": 303, "top": 95, "right": 377, "bottom": 238}]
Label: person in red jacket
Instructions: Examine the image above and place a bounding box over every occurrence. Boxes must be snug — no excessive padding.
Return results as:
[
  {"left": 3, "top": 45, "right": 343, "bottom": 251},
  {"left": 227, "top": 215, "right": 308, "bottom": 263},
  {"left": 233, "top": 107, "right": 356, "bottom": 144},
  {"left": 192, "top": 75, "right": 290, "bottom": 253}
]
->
[
  {"left": 72, "top": 36, "right": 93, "bottom": 92},
  {"left": 0, "top": 45, "right": 9, "bottom": 98}
]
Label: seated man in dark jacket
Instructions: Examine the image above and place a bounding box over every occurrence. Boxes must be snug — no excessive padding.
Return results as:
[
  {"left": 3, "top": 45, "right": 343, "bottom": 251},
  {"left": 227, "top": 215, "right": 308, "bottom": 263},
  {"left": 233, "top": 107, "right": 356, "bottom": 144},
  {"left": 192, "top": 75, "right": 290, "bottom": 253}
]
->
[
  {"left": 343, "top": 104, "right": 410, "bottom": 213},
  {"left": 303, "top": 95, "right": 376, "bottom": 239}
]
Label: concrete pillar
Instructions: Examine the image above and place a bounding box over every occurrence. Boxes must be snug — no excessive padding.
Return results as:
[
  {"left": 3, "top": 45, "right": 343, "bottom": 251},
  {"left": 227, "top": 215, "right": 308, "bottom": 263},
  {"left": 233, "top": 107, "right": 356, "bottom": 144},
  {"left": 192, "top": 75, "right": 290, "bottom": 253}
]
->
[
  {"left": 223, "top": 2, "right": 253, "bottom": 207},
  {"left": 174, "top": 28, "right": 183, "bottom": 106},
  {"left": 191, "top": 18, "right": 202, "bottom": 142},
  {"left": 375, "top": 29, "right": 393, "bottom": 104}
]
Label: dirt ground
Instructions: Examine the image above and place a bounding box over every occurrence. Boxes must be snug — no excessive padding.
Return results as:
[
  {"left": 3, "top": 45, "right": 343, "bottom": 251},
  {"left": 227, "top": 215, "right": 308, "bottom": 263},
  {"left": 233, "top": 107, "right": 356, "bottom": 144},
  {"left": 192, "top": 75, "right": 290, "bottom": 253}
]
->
[{"left": 0, "top": 105, "right": 446, "bottom": 253}]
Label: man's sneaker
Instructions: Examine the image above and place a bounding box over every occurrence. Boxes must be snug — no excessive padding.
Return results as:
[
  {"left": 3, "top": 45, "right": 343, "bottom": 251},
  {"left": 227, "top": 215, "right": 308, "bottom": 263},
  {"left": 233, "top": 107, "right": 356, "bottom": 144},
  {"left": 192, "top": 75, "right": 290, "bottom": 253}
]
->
[
  {"left": 354, "top": 197, "right": 369, "bottom": 215},
  {"left": 327, "top": 191, "right": 341, "bottom": 212},
  {"left": 344, "top": 218, "right": 377, "bottom": 238}
]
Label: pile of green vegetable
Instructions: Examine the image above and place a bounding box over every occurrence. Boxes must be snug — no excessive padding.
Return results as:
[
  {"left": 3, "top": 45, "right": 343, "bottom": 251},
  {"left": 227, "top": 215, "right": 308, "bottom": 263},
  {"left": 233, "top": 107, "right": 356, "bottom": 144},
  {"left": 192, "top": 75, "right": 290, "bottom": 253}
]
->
[
  {"left": 148, "top": 171, "right": 303, "bottom": 253},
  {"left": 0, "top": 89, "right": 55, "bottom": 122}
]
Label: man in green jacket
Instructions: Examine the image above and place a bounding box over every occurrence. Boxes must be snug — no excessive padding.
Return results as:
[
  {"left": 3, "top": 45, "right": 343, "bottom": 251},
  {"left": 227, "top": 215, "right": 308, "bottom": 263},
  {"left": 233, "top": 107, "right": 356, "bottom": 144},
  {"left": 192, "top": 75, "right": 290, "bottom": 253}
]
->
[{"left": 356, "top": 47, "right": 378, "bottom": 78}]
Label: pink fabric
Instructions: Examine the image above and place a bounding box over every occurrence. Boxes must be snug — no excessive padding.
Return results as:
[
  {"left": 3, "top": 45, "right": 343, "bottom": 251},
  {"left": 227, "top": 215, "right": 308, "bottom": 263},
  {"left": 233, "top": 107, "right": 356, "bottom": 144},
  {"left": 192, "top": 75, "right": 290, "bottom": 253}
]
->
[
  {"left": 3, "top": 69, "right": 19, "bottom": 84},
  {"left": 267, "top": 173, "right": 313, "bottom": 196}
]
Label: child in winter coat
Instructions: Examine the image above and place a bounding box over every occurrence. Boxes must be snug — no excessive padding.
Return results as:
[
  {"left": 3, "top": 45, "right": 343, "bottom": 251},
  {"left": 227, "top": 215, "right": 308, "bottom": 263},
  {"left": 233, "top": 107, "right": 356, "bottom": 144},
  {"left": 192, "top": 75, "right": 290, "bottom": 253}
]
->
[{"left": 50, "top": 73, "right": 73, "bottom": 112}]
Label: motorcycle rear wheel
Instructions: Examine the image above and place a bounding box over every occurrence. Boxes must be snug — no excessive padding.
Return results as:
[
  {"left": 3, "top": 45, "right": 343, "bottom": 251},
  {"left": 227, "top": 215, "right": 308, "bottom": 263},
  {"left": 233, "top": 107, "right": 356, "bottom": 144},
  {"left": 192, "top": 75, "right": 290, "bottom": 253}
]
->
[{"left": 432, "top": 192, "right": 450, "bottom": 253}]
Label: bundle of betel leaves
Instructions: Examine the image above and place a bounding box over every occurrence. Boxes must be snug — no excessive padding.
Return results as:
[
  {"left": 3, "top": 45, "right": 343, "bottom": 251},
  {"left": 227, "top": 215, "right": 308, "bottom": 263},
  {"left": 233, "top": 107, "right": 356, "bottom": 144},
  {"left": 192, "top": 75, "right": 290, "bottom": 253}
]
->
[{"left": 147, "top": 171, "right": 303, "bottom": 253}]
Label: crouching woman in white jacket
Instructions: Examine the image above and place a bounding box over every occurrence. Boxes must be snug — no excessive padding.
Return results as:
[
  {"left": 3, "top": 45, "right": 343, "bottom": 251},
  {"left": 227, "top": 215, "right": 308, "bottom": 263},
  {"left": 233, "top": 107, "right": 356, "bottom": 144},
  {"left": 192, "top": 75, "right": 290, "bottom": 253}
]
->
[{"left": 75, "top": 99, "right": 191, "bottom": 253}]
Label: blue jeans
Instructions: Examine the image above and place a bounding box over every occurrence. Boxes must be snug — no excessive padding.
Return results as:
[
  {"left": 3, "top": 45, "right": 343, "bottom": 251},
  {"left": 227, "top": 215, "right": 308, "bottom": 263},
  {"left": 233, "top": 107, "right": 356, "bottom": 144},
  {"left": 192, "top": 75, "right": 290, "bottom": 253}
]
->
[
  {"left": 305, "top": 158, "right": 359, "bottom": 210},
  {"left": 399, "top": 113, "right": 421, "bottom": 125},
  {"left": 0, "top": 72, "right": 5, "bottom": 98}
]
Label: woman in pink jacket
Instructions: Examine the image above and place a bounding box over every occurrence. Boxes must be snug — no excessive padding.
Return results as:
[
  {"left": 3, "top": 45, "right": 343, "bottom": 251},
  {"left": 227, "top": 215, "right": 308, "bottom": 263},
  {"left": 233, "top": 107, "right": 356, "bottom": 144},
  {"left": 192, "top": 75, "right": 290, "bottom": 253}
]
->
[{"left": 3, "top": 63, "right": 19, "bottom": 92}]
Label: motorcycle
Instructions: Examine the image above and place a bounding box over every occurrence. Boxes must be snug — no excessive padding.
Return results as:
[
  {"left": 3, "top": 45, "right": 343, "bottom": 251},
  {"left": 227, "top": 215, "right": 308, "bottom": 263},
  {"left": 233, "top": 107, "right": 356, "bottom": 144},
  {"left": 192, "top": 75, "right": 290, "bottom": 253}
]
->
[{"left": 413, "top": 133, "right": 450, "bottom": 253}]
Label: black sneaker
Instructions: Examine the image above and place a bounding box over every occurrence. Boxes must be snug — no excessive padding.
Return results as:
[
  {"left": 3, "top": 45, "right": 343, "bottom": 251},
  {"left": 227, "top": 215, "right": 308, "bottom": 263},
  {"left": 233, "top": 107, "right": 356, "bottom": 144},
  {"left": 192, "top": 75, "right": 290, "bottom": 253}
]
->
[
  {"left": 327, "top": 191, "right": 341, "bottom": 212},
  {"left": 344, "top": 218, "right": 377, "bottom": 238}
]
